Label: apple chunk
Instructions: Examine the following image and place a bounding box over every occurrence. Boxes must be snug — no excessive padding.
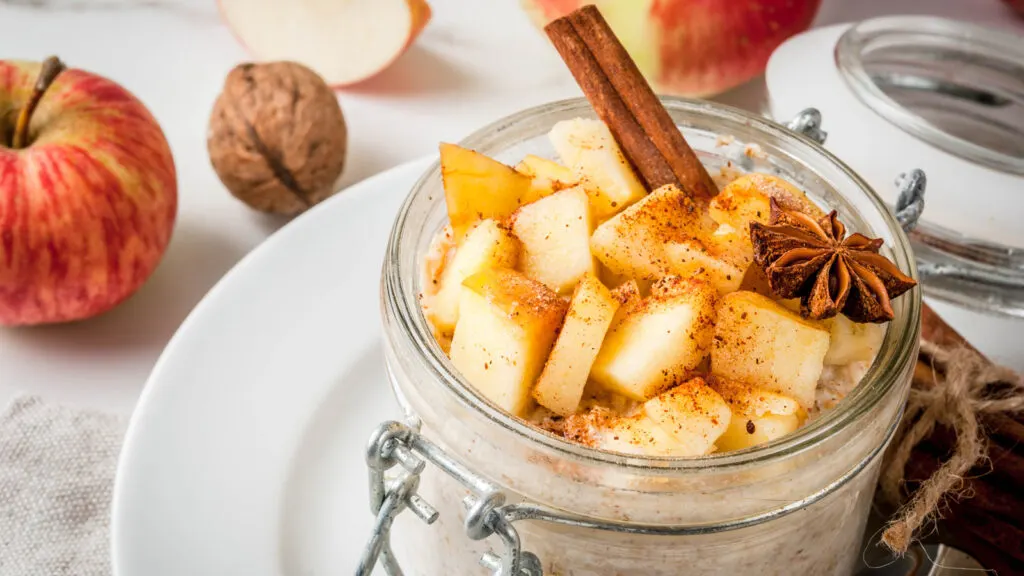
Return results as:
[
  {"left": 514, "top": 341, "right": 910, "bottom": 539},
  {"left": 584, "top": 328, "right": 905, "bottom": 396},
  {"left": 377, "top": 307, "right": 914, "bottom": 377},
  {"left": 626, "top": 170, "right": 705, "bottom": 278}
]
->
[
  {"left": 549, "top": 118, "right": 646, "bottom": 219},
  {"left": 711, "top": 291, "right": 830, "bottom": 409},
  {"left": 708, "top": 376, "right": 804, "bottom": 452},
  {"left": 440, "top": 143, "right": 549, "bottom": 241},
  {"left": 710, "top": 173, "right": 824, "bottom": 234},
  {"left": 590, "top": 184, "right": 715, "bottom": 282},
  {"left": 643, "top": 377, "right": 732, "bottom": 456},
  {"left": 219, "top": 0, "right": 432, "bottom": 87},
  {"left": 590, "top": 276, "right": 717, "bottom": 401},
  {"left": 665, "top": 239, "right": 744, "bottom": 296},
  {"left": 449, "top": 268, "right": 568, "bottom": 417},
  {"left": 564, "top": 408, "right": 684, "bottom": 457},
  {"left": 822, "top": 313, "right": 886, "bottom": 366},
  {"left": 596, "top": 413, "right": 690, "bottom": 457},
  {"left": 514, "top": 154, "right": 576, "bottom": 185},
  {"left": 425, "top": 219, "right": 519, "bottom": 336},
  {"left": 533, "top": 273, "right": 620, "bottom": 416},
  {"left": 508, "top": 186, "right": 595, "bottom": 293},
  {"left": 0, "top": 60, "right": 178, "bottom": 327}
]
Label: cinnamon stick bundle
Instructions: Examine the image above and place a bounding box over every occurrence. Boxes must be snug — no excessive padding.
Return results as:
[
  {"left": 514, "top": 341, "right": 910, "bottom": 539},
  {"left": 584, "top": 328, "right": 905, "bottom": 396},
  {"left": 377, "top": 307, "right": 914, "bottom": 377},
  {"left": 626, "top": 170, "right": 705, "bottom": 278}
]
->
[
  {"left": 895, "top": 305, "right": 1024, "bottom": 572},
  {"left": 544, "top": 6, "right": 718, "bottom": 199}
]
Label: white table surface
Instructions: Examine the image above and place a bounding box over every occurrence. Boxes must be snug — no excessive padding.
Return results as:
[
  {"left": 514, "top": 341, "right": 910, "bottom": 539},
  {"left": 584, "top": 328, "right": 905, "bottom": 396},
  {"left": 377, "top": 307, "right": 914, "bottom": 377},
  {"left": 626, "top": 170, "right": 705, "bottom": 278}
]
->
[{"left": 1, "top": 0, "right": 1022, "bottom": 415}]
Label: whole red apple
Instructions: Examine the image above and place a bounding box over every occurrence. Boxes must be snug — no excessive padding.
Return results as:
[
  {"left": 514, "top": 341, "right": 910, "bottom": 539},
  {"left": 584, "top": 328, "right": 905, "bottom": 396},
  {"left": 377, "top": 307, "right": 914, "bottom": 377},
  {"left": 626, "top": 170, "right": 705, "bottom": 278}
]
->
[
  {"left": 0, "top": 57, "right": 177, "bottom": 326},
  {"left": 523, "top": 0, "right": 822, "bottom": 97}
]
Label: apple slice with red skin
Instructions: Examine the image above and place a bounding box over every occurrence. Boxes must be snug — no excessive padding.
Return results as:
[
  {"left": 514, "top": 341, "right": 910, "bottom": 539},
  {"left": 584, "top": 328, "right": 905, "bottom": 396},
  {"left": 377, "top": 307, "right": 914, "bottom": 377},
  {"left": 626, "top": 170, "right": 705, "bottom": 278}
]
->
[
  {"left": 522, "top": 0, "right": 821, "bottom": 97},
  {"left": 218, "top": 0, "right": 432, "bottom": 88},
  {"left": 0, "top": 58, "right": 177, "bottom": 326}
]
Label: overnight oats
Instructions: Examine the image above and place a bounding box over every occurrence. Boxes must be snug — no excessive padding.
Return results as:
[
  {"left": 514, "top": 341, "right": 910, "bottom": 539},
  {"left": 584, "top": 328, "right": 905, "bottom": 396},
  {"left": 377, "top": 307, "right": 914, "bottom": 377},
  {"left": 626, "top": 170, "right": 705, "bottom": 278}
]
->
[{"left": 377, "top": 6, "right": 920, "bottom": 576}]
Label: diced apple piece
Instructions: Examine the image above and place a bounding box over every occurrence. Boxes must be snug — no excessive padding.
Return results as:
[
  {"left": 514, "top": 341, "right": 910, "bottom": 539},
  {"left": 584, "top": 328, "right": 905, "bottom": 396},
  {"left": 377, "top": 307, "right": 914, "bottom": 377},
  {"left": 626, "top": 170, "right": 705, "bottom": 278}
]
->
[
  {"left": 533, "top": 273, "right": 620, "bottom": 415},
  {"left": 707, "top": 225, "right": 756, "bottom": 270},
  {"left": 421, "top": 224, "right": 456, "bottom": 300},
  {"left": 449, "top": 268, "right": 568, "bottom": 417},
  {"left": 597, "top": 263, "right": 633, "bottom": 291},
  {"left": 549, "top": 118, "right": 646, "bottom": 219},
  {"left": 440, "top": 143, "right": 550, "bottom": 240},
  {"left": 426, "top": 219, "right": 519, "bottom": 335},
  {"left": 709, "top": 175, "right": 772, "bottom": 233},
  {"left": 665, "top": 239, "right": 744, "bottom": 295},
  {"left": 515, "top": 154, "right": 576, "bottom": 184},
  {"left": 590, "top": 184, "right": 716, "bottom": 281},
  {"left": 643, "top": 377, "right": 732, "bottom": 456},
  {"left": 708, "top": 376, "right": 804, "bottom": 452},
  {"left": 563, "top": 408, "right": 685, "bottom": 457},
  {"left": 822, "top": 314, "right": 886, "bottom": 365},
  {"left": 508, "top": 186, "right": 595, "bottom": 293},
  {"left": 590, "top": 276, "right": 717, "bottom": 401},
  {"left": 711, "top": 291, "right": 830, "bottom": 408},
  {"left": 597, "top": 413, "right": 691, "bottom": 457},
  {"left": 710, "top": 173, "right": 824, "bottom": 234},
  {"left": 719, "top": 412, "right": 802, "bottom": 452},
  {"left": 609, "top": 279, "right": 640, "bottom": 307}
]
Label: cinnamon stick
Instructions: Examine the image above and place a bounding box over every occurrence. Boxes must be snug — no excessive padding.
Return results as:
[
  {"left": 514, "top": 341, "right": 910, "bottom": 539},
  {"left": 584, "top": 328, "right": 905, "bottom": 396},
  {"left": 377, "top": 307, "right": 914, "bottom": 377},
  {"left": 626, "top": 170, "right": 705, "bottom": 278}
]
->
[
  {"left": 906, "top": 446, "right": 1024, "bottom": 525},
  {"left": 545, "top": 17, "right": 677, "bottom": 192},
  {"left": 954, "top": 504, "right": 1024, "bottom": 563},
  {"left": 544, "top": 6, "right": 719, "bottom": 199},
  {"left": 988, "top": 412, "right": 1024, "bottom": 446},
  {"left": 937, "top": 522, "right": 1023, "bottom": 576},
  {"left": 568, "top": 6, "right": 718, "bottom": 199},
  {"left": 907, "top": 303, "right": 1024, "bottom": 570}
]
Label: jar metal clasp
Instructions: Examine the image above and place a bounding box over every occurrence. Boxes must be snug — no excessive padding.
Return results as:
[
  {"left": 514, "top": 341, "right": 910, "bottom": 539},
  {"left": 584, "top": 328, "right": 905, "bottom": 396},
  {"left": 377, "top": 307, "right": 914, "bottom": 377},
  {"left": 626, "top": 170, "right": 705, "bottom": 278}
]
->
[
  {"left": 356, "top": 109, "right": 927, "bottom": 576},
  {"left": 785, "top": 107, "right": 925, "bottom": 232},
  {"left": 356, "top": 420, "right": 543, "bottom": 576}
]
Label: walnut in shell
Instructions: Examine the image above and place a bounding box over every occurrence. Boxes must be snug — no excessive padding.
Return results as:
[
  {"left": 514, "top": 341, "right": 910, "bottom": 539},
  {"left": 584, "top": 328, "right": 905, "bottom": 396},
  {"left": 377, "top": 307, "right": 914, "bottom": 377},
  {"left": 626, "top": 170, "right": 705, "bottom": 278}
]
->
[{"left": 207, "top": 61, "right": 347, "bottom": 214}]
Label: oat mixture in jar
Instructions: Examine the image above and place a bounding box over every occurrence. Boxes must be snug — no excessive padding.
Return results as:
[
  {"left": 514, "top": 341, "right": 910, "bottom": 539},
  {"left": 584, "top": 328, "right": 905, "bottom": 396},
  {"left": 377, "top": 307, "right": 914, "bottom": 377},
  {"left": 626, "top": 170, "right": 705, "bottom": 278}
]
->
[
  {"left": 380, "top": 96, "right": 919, "bottom": 576},
  {"left": 374, "top": 7, "right": 920, "bottom": 575}
]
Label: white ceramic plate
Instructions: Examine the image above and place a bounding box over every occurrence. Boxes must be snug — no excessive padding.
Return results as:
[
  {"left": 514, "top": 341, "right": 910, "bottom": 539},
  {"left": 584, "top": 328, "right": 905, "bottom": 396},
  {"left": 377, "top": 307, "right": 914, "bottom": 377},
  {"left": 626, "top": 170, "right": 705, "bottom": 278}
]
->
[{"left": 112, "top": 158, "right": 432, "bottom": 576}]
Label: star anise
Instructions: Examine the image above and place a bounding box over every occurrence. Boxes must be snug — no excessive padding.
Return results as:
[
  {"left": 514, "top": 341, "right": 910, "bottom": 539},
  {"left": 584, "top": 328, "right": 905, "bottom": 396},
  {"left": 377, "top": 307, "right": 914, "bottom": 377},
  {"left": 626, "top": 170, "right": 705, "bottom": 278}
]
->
[{"left": 749, "top": 199, "right": 917, "bottom": 323}]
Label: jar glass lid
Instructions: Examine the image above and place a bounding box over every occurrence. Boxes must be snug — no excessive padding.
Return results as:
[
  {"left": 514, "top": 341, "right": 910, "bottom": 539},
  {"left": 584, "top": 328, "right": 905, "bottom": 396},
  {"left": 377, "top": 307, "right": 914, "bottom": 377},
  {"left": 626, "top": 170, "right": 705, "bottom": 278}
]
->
[
  {"left": 767, "top": 16, "right": 1024, "bottom": 318},
  {"left": 835, "top": 16, "right": 1024, "bottom": 176}
]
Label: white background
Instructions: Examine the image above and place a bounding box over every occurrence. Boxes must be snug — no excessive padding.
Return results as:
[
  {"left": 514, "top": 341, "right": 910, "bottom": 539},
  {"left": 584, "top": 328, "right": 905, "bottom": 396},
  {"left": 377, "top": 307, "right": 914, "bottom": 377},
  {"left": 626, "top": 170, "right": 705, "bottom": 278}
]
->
[{"left": 0, "top": 0, "right": 1022, "bottom": 414}]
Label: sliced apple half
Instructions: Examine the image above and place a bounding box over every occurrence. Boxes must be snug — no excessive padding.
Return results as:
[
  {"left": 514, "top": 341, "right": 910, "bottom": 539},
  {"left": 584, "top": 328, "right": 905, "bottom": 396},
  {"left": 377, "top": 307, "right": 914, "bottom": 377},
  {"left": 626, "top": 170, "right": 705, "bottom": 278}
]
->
[{"left": 219, "top": 0, "right": 432, "bottom": 87}]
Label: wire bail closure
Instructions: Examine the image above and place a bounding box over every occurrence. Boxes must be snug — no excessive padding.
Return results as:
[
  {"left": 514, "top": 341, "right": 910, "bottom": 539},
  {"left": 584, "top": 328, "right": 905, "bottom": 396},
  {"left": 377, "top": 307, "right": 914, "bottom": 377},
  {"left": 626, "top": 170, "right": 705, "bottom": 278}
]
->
[{"left": 356, "top": 420, "right": 542, "bottom": 576}]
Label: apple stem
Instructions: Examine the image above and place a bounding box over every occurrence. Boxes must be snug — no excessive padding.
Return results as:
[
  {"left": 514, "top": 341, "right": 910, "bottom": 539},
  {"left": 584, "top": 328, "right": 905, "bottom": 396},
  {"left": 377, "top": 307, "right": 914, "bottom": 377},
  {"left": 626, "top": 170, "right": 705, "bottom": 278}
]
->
[{"left": 11, "top": 56, "right": 66, "bottom": 150}]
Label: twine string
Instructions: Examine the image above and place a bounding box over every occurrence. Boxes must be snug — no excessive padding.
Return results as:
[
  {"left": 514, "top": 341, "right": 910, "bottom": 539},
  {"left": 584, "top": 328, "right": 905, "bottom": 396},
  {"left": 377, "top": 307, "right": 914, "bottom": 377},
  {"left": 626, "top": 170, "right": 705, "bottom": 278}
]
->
[{"left": 880, "top": 340, "right": 1024, "bottom": 553}]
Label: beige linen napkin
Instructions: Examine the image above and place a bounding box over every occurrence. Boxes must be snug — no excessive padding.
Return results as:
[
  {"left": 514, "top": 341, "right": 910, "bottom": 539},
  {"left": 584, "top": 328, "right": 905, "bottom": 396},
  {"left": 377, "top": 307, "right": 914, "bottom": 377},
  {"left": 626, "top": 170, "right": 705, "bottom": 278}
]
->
[{"left": 0, "top": 396, "right": 125, "bottom": 576}]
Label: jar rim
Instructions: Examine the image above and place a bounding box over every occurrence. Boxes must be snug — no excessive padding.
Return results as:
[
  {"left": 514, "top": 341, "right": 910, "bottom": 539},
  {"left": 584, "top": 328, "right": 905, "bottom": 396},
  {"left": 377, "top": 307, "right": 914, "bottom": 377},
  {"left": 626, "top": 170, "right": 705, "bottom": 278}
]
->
[
  {"left": 383, "top": 96, "right": 921, "bottom": 472},
  {"left": 834, "top": 15, "right": 1024, "bottom": 176}
]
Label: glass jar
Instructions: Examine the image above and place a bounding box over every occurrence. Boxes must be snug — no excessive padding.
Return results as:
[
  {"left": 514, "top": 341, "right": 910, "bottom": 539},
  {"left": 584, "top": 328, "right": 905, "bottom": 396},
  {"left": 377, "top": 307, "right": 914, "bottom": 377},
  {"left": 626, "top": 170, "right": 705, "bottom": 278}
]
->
[{"left": 378, "top": 97, "right": 921, "bottom": 576}]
